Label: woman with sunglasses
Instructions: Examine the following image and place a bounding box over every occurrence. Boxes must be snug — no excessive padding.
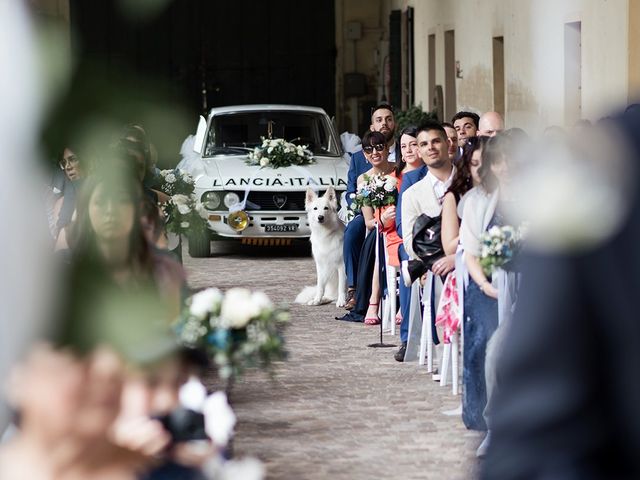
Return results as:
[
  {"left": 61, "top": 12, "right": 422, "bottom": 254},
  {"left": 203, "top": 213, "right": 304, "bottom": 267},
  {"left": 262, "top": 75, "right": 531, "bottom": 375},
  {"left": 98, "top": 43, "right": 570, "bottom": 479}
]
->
[
  {"left": 52, "top": 146, "right": 86, "bottom": 250},
  {"left": 352, "top": 131, "right": 396, "bottom": 325}
]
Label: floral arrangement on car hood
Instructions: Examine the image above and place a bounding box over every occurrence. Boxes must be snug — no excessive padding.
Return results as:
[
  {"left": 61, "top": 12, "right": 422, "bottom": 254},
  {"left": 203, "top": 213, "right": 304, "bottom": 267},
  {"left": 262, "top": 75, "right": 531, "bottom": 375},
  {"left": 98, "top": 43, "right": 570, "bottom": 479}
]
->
[
  {"left": 157, "top": 169, "right": 208, "bottom": 237},
  {"left": 174, "top": 288, "right": 289, "bottom": 381},
  {"left": 349, "top": 173, "right": 397, "bottom": 218},
  {"left": 246, "top": 137, "right": 314, "bottom": 168}
]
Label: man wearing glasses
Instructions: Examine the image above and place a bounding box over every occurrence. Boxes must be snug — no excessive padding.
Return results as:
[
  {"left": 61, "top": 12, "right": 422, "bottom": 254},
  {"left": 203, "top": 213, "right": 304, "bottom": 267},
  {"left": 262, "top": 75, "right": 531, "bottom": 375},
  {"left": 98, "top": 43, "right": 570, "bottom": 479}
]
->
[{"left": 342, "top": 103, "right": 398, "bottom": 310}]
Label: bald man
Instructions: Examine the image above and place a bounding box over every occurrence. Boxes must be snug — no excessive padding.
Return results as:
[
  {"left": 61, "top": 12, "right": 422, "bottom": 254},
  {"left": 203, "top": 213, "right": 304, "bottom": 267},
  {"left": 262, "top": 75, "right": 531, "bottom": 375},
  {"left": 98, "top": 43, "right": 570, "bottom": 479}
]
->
[{"left": 478, "top": 112, "right": 505, "bottom": 137}]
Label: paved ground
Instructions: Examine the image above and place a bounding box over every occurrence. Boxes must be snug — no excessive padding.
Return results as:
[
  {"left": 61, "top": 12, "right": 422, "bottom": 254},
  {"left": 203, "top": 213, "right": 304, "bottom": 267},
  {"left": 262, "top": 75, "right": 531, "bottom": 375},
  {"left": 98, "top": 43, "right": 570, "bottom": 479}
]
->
[{"left": 184, "top": 241, "right": 481, "bottom": 480}]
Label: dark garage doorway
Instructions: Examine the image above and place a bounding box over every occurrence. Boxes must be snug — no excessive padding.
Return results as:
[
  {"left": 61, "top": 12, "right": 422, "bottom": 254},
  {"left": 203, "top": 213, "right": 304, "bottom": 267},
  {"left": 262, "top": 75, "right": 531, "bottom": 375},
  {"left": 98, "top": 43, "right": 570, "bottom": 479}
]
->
[{"left": 69, "top": 0, "right": 337, "bottom": 118}]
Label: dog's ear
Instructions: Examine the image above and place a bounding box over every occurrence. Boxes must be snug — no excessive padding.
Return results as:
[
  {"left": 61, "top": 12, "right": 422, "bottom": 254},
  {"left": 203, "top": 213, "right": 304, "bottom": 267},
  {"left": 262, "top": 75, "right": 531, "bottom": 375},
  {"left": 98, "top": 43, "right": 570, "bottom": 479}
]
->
[
  {"left": 324, "top": 186, "right": 337, "bottom": 206},
  {"left": 305, "top": 187, "right": 317, "bottom": 206}
]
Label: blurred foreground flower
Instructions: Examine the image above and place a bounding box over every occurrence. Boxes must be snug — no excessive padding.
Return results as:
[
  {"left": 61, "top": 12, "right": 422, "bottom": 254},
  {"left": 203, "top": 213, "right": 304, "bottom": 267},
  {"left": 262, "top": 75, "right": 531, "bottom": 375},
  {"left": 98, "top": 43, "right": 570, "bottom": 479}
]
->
[{"left": 174, "top": 288, "right": 288, "bottom": 381}]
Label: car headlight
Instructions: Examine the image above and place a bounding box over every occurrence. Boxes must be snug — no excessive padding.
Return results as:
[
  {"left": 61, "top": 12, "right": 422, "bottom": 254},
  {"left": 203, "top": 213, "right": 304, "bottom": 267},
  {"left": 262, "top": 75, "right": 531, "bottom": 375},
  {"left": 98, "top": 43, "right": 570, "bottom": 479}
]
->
[
  {"left": 201, "top": 191, "right": 221, "bottom": 210},
  {"left": 223, "top": 192, "right": 241, "bottom": 209}
]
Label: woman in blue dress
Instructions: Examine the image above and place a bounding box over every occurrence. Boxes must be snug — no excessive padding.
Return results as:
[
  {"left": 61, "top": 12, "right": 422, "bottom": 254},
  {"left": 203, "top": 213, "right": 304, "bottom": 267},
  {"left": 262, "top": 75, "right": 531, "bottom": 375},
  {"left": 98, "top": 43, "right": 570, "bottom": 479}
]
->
[{"left": 459, "top": 133, "right": 516, "bottom": 431}]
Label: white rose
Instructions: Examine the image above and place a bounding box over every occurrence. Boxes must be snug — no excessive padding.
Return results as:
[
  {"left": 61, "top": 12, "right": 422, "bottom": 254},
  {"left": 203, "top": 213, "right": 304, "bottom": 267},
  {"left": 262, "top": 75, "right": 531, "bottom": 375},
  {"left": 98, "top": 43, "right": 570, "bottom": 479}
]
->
[
  {"left": 165, "top": 173, "right": 176, "bottom": 183},
  {"left": 180, "top": 221, "right": 190, "bottom": 228},
  {"left": 260, "top": 158, "right": 270, "bottom": 167},
  {"left": 177, "top": 203, "right": 191, "bottom": 215},
  {"left": 267, "top": 147, "right": 274, "bottom": 154},
  {"left": 179, "top": 376, "right": 207, "bottom": 412},
  {"left": 383, "top": 182, "right": 395, "bottom": 192},
  {"left": 203, "top": 392, "right": 236, "bottom": 447},
  {"left": 251, "top": 291, "right": 272, "bottom": 312},
  {"left": 172, "top": 194, "right": 189, "bottom": 206},
  {"left": 190, "top": 287, "right": 223, "bottom": 319},
  {"left": 488, "top": 226, "right": 502, "bottom": 237},
  {"left": 221, "top": 288, "right": 260, "bottom": 329}
]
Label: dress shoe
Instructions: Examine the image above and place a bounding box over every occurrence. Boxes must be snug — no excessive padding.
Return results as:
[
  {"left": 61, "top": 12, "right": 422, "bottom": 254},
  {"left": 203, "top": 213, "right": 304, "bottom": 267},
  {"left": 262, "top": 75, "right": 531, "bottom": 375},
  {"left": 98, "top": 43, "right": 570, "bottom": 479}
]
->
[
  {"left": 344, "top": 288, "right": 356, "bottom": 310},
  {"left": 394, "top": 342, "right": 407, "bottom": 362}
]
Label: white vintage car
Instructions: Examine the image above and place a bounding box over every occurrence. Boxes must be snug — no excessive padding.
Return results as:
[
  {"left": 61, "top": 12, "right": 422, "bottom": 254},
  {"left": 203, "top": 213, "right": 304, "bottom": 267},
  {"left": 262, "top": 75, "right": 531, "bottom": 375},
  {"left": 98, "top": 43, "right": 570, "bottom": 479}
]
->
[{"left": 180, "top": 104, "right": 349, "bottom": 257}]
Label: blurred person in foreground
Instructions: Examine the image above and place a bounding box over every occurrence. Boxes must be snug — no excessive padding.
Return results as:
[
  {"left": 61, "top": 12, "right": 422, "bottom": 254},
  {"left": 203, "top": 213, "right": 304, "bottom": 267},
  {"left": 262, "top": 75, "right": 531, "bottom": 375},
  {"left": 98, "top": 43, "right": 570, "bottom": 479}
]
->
[
  {"left": 0, "top": 345, "right": 147, "bottom": 479},
  {"left": 481, "top": 106, "right": 640, "bottom": 479},
  {"left": 68, "top": 159, "right": 184, "bottom": 319}
]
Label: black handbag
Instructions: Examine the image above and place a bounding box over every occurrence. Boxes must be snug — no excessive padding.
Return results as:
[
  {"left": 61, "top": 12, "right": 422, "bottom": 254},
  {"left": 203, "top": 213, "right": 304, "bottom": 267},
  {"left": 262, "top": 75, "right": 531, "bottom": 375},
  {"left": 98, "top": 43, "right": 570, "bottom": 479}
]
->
[{"left": 412, "top": 213, "right": 445, "bottom": 268}]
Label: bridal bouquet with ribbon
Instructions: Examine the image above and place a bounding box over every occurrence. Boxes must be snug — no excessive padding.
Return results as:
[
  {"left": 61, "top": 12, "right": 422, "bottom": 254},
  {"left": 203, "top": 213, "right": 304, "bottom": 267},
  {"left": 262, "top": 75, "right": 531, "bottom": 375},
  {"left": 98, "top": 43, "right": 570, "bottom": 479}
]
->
[
  {"left": 160, "top": 194, "right": 208, "bottom": 236},
  {"left": 174, "top": 288, "right": 289, "bottom": 381},
  {"left": 348, "top": 173, "right": 397, "bottom": 219},
  {"left": 480, "top": 224, "right": 527, "bottom": 276},
  {"left": 246, "top": 137, "right": 314, "bottom": 168},
  {"left": 155, "top": 169, "right": 208, "bottom": 237}
]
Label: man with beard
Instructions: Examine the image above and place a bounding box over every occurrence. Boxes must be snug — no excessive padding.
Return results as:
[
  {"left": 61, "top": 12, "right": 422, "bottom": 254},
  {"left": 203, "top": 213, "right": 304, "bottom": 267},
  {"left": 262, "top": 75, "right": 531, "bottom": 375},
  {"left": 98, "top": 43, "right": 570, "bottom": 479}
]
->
[
  {"left": 452, "top": 111, "right": 480, "bottom": 147},
  {"left": 342, "top": 103, "right": 397, "bottom": 310},
  {"left": 394, "top": 121, "right": 455, "bottom": 361}
]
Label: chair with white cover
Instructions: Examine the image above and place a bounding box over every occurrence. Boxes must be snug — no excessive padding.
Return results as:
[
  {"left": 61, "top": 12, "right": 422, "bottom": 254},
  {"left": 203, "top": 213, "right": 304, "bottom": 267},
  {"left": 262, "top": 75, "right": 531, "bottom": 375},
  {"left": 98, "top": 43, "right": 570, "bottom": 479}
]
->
[
  {"left": 418, "top": 271, "right": 438, "bottom": 371},
  {"left": 438, "top": 248, "right": 466, "bottom": 394},
  {"left": 380, "top": 235, "right": 397, "bottom": 336}
]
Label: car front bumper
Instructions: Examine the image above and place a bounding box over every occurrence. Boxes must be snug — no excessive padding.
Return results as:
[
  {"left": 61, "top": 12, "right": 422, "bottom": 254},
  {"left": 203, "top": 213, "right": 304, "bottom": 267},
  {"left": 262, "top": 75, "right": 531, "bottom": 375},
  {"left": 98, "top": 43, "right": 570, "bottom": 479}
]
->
[{"left": 205, "top": 210, "right": 311, "bottom": 238}]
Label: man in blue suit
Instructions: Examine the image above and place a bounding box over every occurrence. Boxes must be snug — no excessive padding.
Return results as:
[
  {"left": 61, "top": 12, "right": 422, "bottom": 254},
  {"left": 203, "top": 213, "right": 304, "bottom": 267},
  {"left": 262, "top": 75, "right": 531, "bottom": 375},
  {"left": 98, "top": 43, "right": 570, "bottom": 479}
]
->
[
  {"left": 343, "top": 103, "right": 398, "bottom": 309},
  {"left": 393, "top": 161, "right": 426, "bottom": 360}
]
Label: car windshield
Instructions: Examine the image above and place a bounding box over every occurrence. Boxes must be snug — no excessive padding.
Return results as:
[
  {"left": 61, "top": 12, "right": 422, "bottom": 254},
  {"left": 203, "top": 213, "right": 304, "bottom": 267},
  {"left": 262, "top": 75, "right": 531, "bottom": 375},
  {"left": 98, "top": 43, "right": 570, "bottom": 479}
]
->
[{"left": 204, "top": 111, "right": 340, "bottom": 157}]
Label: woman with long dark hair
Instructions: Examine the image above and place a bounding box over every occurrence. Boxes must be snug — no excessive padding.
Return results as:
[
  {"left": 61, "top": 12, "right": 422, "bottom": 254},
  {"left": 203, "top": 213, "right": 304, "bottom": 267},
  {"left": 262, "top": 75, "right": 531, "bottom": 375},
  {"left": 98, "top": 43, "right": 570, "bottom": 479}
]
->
[{"left": 459, "top": 133, "right": 515, "bottom": 431}]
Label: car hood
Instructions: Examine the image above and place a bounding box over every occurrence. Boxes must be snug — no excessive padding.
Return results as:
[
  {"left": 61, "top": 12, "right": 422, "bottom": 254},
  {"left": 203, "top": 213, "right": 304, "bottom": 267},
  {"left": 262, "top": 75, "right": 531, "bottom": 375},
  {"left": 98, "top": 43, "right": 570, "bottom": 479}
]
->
[{"left": 194, "top": 154, "right": 348, "bottom": 191}]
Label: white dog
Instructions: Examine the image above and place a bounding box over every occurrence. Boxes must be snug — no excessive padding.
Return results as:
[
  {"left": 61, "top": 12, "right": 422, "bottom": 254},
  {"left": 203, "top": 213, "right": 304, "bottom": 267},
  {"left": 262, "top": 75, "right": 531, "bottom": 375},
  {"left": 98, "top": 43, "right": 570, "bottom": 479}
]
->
[{"left": 294, "top": 186, "right": 347, "bottom": 307}]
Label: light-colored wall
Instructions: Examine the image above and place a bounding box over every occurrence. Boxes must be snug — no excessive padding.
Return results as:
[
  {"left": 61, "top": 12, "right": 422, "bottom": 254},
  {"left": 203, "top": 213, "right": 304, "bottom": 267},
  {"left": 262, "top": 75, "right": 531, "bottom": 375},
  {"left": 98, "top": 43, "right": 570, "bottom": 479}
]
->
[
  {"left": 388, "top": 0, "right": 631, "bottom": 133},
  {"left": 629, "top": 0, "right": 640, "bottom": 102}
]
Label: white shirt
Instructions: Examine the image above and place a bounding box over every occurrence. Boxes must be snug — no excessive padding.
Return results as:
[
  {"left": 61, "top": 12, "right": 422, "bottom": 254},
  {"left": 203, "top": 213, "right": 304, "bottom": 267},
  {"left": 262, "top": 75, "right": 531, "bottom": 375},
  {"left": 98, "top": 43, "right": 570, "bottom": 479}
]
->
[
  {"left": 388, "top": 142, "right": 397, "bottom": 163},
  {"left": 426, "top": 166, "right": 455, "bottom": 204}
]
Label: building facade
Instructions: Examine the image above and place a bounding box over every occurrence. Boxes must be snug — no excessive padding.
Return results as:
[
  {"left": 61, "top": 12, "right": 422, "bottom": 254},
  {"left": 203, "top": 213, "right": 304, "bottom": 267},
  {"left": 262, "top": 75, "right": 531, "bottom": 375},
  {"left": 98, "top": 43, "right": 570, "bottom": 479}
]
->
[{"left": 336, "top": 0, "right": 640, "bottom": 134}]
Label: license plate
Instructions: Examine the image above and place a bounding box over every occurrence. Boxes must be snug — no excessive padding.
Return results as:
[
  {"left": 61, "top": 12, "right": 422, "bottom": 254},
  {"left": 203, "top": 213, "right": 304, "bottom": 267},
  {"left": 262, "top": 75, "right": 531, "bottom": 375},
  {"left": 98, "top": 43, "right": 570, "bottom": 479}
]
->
[{"left": 265, "top": 224, "right": 298, "bottom": 232}]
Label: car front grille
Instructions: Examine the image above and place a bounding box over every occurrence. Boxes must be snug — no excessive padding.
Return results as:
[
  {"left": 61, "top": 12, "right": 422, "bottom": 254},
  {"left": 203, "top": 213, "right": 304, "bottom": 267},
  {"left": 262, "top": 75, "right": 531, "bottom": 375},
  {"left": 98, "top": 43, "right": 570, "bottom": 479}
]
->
[{"left": 228, "top": 190, "right": 329, "bottom": 211}]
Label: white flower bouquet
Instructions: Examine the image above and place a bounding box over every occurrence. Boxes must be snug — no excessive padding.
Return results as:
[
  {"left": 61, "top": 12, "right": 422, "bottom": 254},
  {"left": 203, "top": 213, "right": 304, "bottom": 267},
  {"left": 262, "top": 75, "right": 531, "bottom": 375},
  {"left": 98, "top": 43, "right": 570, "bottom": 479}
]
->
[
  {"left": 480, "top": 224, "right": 526, "bottom": 276},
  {"left": 158, "top": 168, "right": 195, "bottom": 196},
  {"left": 161, "top": 193, "right": 208, "bottom": 237},
  {"left": 246, "top": 137, "right": 314, "bottom": 168},
  {"left": 174, "top": 288, "right": 289, "bottom": 381},
  {"left": 349, "top": 173, "right": 397, "bottom": 215}
]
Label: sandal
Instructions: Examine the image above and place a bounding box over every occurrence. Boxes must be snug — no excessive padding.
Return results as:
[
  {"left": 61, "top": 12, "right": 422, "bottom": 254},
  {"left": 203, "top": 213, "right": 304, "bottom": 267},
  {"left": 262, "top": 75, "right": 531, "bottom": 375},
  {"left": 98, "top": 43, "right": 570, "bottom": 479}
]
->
[{"left": 364, "top": 303, "right": 381, "bottom": 325}]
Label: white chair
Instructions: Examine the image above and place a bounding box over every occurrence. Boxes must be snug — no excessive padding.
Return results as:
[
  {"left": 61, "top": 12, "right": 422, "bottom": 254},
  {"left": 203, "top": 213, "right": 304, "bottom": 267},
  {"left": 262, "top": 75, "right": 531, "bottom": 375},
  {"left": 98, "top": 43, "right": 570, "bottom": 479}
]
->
[
  {"left": 380, "top": 235, "right": 397, "bottom": 336},
  {"left": 418, "top": 272, "right": 435, "bottom": 371},
  {"left": 438, "top": 248, "right": 466, "bottom": 394}
]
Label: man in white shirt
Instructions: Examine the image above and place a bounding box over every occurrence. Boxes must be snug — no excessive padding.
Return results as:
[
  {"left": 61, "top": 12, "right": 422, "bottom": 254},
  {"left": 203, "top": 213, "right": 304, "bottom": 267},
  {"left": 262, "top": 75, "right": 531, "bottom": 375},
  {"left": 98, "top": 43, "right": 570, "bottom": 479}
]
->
[{"left": 395, "top": 122, "right": 456, "bottom": 361}]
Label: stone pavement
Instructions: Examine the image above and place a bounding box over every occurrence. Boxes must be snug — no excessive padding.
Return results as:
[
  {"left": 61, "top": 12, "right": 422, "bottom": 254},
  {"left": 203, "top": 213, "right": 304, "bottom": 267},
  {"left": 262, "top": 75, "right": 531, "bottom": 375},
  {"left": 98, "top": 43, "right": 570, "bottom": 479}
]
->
[{"left": 184, "top": 242, "right": 481, "bottom": 480}]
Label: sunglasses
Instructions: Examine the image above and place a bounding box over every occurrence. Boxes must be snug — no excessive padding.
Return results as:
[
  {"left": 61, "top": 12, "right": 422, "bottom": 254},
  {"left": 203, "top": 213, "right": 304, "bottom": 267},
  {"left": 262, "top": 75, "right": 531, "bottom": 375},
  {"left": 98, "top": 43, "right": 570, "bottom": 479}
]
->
[
  {"left": 363, "top": 143, "right": 386, "bottom": 153},
  {"left": 59, "top": 155, "right": 79, "bottom": 170}
]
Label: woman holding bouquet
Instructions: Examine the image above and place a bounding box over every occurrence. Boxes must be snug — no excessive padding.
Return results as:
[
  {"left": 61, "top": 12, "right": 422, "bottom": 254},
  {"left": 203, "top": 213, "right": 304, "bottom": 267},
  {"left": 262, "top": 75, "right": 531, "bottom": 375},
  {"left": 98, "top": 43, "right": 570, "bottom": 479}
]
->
[
  {"left": 459, "top": 133, "right": 516, "bottom": 432},
  {"left": 337, "top": 131, "right": 394, "bottom": 324},
  {"left": 434, "top": 136, "right": 489, "bottom": 345}
]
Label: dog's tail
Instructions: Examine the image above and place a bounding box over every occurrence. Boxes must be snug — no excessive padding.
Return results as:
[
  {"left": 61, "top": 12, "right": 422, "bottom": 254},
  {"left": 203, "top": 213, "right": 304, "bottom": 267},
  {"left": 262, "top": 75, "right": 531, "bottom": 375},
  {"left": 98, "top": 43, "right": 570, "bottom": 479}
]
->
[{"left": 294, "top": 286, "right": 317, "bottom": 304}]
